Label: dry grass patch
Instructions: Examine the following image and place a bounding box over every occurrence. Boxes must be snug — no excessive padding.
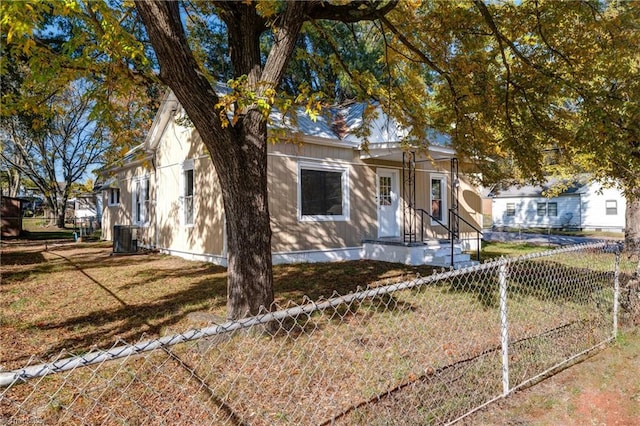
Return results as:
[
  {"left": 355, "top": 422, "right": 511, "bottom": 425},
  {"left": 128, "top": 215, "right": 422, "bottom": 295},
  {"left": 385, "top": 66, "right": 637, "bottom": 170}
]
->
[
  {"left": 1, "top": 240, "right": 435, "bottom": 371},
  {"left": 1, "top": 240, "right": 628, "bottom": 425}
]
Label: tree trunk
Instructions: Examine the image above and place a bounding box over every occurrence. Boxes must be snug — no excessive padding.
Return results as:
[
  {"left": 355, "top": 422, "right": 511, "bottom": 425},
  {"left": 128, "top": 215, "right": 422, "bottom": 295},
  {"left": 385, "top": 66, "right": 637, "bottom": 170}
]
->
[
  {"left": 221, "top": 111, "right": 274, "bottom": 319},
  {"left": 625, "top": 196, "right": 640, "bottom": 254},
  {"left": 8, "top": 168, "right": 21, "bottom": 197},
  {"left": 56, "top": 197, "right": 67, "bottom": 229},
  {"left": 135, "top": 1, "right": 279, "bottom": 319},
  {"left": 135, "top": 0, "right": 395, "bottom": 319}
]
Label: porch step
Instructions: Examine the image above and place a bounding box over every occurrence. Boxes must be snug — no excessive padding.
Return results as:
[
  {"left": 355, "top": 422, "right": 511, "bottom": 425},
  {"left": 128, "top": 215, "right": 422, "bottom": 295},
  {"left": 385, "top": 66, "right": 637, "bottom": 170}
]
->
[
  {"left": 362, "top": 240, "right": 479, "bottom": 269},
  {"left": 423, "top": 242, "right": 479, "bottom": 269}
]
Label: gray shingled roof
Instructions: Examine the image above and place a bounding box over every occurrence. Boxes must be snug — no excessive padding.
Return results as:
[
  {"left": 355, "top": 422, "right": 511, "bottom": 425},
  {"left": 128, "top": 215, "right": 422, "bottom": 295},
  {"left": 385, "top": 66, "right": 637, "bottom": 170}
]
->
[
  {"left": 270, "top": 102, "right": 450, "bottom": 146},
  {"left": 489, "top": 177, "right": 589, "bottom": 198}
]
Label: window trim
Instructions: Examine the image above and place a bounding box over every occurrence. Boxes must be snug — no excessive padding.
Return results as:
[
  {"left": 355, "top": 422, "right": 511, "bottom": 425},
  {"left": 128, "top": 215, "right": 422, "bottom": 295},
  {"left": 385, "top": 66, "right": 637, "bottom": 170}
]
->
[
  {"left": 605, "top": 199, "right": 617, "bottom": 216},
  {"left": 133, "top": 176, "right": 150, "bottom": 226},
  {"left": 430, "top": 175, "right": 448, "bottom": 226},
  {"left": 181, "top": 160, "right": 195, "bottom": 227},
  {"left": 107, "top": 188, "right": 120, "bottom": 206},
  {"left": 297, "top": 161, "right": 350, "bottom": 222}
]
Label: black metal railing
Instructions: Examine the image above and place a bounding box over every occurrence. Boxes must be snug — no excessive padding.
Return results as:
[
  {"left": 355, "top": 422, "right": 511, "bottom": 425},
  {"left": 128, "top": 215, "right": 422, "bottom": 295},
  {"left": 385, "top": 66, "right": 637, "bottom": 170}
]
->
[
  {"left": 415, "top": 208, "right": 450, "bottom": 242},
  {"left": 449, "top": 209, "right": 483, "bottom": 266}
]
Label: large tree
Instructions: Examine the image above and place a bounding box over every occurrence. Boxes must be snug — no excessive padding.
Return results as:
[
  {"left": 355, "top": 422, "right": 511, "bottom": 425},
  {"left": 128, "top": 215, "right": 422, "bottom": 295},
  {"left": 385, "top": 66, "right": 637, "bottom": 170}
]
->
[
  {"left": 370, "top": 0, "right": 640, "bottom": 249},
  {"left": 134, "top": 1, "right": 397, "bottom": 319},
  {"left": 0, "top": 83, "right": 109, "bottom": 228},
  {"left": 3, "top": 1, "right": 638, "bottom": 319}
]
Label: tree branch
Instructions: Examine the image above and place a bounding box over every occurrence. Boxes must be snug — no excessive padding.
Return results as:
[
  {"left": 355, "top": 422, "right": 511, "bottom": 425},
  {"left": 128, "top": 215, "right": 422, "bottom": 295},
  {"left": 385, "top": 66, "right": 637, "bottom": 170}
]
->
[
  {"left": 306, "top": 0, "right": 398, "bottom": 23},
  {"left": 379, "top": 16, "right": 462, "bottom": 137}
]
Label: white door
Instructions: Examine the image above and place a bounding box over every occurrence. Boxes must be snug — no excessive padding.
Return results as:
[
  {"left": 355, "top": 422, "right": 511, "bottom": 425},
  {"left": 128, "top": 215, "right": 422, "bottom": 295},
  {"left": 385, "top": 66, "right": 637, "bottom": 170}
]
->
[{"left": 377, "top": 169, "right": 400, "bottom": 237}]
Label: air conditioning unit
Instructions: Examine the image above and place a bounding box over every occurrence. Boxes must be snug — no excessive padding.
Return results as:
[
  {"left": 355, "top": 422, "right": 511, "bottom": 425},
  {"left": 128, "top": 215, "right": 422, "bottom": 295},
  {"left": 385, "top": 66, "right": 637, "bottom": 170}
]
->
[{"left": 113, "top": 225, "right": 138, "bottom": 253}]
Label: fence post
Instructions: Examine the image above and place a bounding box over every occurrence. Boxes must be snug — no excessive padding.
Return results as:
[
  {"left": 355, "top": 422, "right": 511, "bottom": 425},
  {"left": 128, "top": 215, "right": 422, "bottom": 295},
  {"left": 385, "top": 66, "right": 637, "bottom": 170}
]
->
[
  {"left": 499, "top": 260, "right": 510, "bottom": 396},
  {"left": 613, "top": 249, "right": 621, "bottom": 339}
]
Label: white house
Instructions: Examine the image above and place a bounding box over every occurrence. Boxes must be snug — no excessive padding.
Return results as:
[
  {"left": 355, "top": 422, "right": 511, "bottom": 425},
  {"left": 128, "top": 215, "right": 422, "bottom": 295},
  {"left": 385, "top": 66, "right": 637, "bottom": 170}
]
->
[{"left": 490, "top": 178, "right": 626, "bottom": 232}]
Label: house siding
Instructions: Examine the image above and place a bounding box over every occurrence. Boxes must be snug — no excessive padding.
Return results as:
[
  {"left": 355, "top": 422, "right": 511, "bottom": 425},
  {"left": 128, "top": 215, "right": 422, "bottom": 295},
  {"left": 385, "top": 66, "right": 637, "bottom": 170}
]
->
[
  {"left": 580, "top": 185, "right": 626, "bottom": 231},
  {"left": 492, "top": 195, "right": 581, "bottom": 229},
  {"left": 491, "top": 182, "right": 626, "bottom": 231},
  {"left": 102, "top": 164, "right": 155, "bottom": 243},
  {"left": 101, "top": 99, "right": 483, "bottom": 264},
  {"left": 152, "top": 121, "right": 226, "bottom": 257}
]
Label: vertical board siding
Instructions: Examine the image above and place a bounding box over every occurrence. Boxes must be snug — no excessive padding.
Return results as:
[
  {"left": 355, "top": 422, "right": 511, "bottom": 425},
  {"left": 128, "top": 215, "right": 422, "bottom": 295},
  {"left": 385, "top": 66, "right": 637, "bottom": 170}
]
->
[{"left": 101, "top": 117, "right": 485, "bottom": 262}]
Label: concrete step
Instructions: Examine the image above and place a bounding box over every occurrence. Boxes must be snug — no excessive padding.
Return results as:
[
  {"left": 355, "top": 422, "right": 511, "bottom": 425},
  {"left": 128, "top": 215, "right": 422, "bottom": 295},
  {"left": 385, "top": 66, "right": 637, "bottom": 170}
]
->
[
  {"left": 424, "top": 250, "right": 480, "bottom": 269},
  {"left": 362, "top": 239, "right": 479, "bottom": 268}
]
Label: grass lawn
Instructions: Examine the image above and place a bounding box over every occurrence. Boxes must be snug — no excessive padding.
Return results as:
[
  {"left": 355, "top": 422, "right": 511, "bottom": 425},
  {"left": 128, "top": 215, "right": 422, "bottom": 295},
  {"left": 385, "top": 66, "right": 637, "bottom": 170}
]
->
[
  {"left": 1, "top": 237, "right": 636, "bottom": 425},
  {"left": 479, "top": 240, "right": 553, "bottom": 260},
  {"left": 20, "top": 217, "right": 76, "bottom": 240},
  {"left": 493, "top": 226, "right": 624, "bottom": 240},
  {"left": 0, "top": 240, "right": 438, "bottom": 370}
]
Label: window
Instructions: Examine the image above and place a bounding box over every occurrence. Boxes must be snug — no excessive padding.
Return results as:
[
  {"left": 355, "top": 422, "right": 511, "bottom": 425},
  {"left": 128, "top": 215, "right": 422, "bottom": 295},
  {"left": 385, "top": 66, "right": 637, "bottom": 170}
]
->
[
  {"left": 379, "top": 176, "right": 392, "bottom": 206},
  {"left": 108, "top": 188, "right": 120, "bottom": 206},
  {"left": 134, "top": 177, "right": 150, "bottom": 225},
  {"left": 298, "top": 162, "right": 349, "bottom": 221},
  {"left": 606, "top": 200, "right": 617, "bottom": 215},
  {"left": 430, "top": 176, "right": 447, "bottom": 225},
  {"left": 506, "top": 203, "right": 516, "bottom": 216},
  {"left": 548, "top": 202, "right": 558, "bottom": 217},
  {"left": 431, "top": 178, "right": 443, "bottom": 221},
  {"left": 537, "top": 202, "right": 546, "bottom": 216},
  {"left": 183, "top": 166, "right": 194, "bottom": 225}
]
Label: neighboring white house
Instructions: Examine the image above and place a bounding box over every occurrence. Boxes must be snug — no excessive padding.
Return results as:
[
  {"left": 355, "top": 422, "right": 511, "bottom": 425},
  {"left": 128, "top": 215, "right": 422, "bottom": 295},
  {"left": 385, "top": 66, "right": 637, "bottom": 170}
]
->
[{"left": 490, "top": 178, "right": 626, "bottom": 232}]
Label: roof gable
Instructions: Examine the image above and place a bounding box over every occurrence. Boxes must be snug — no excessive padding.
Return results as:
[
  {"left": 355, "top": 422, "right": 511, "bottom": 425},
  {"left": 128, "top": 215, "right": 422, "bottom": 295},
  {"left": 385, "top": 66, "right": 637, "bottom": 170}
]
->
[{"left": 144, "top": 88, "right": 452, "bottom": 152}]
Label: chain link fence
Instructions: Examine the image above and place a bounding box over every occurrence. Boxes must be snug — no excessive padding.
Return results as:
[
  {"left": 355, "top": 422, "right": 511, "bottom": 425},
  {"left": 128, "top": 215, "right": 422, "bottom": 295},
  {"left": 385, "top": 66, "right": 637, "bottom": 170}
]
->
[{"left": 1, "top": 242, "right": 635, "bottom": 425}]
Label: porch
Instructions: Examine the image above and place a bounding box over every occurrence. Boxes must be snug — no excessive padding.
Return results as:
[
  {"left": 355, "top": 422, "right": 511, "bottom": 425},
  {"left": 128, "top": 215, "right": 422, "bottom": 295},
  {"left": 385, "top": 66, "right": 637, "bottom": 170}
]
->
[
  {"left": 361, "top": 142, "right": 483, "bottom": 269},
  {"left": 361, "top": 237, "right": 477, "bottom": 269}
]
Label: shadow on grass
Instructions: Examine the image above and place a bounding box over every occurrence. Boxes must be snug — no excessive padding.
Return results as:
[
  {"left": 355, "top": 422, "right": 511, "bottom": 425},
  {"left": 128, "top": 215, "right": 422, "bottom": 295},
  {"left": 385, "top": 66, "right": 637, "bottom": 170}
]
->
[
  {"left": 273, "top": 260, "right": 436, "bottom": 304},
  {"left": 441, "top": 257, "right": 624, "bottom": 311},
  {"left": 0, "top": 250, "right": 47, "bottom": 267},
  {"left": 20, "top": 230, "right": 75, "bottom": 240},
  {"left": 5, "top": 252, "right": 229, "bottom": 365}
]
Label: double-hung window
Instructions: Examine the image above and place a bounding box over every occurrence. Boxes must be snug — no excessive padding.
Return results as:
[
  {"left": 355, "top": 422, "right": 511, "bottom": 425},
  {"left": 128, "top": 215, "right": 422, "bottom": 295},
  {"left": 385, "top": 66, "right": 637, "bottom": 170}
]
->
[
  {"left": 134, "top": 176, "right": 150, "bottom": 225},
  {"left": 606, "top": 200, "right": 617, "bottom": 215},
  {"left": 547, "top": 202, "right": 558, "bottom": 217},
  {"left": 108, "top": 188, "right": 120, "bottom": 206},
  {"left": 298, "top": 162, "right": 349, "bottom": 221},
  {"left": 506, "top": 203, "right": 516, "bottom": 217},
  {"left": 537, "top": 202, "right": 547, "bottom": 216},
  {"left": 183, "top": 162, "right": 195, "bottom": 226}
]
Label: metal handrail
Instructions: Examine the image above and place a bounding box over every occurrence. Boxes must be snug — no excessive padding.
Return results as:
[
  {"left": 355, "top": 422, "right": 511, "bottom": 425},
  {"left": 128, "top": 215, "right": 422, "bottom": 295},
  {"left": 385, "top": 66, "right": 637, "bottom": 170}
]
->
[
  {"left": 449, "top": 208, "right": 483, "bottom": 266},
  {"left": 415, "top": 208, "right": 450, "bottom": 242}
]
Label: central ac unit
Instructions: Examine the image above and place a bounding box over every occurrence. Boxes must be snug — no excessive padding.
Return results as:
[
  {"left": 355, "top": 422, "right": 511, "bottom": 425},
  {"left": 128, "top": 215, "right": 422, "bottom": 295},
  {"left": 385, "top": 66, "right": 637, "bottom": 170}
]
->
[{"left": 113, "top": 225, "right": 138, "bottom": 253}]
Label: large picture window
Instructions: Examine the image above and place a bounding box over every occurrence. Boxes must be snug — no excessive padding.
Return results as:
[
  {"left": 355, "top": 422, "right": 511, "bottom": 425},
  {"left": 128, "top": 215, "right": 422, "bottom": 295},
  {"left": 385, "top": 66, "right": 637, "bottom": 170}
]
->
[{"left": 298, "top": 162, "right": 349, "bottom": 221}]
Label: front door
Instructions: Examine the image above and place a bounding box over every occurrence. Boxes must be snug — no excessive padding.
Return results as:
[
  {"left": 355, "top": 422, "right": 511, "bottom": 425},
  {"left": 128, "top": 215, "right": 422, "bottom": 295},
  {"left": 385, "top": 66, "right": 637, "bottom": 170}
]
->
[{"left": 377, "top": 169, "right": 400, "bottom": 237}]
